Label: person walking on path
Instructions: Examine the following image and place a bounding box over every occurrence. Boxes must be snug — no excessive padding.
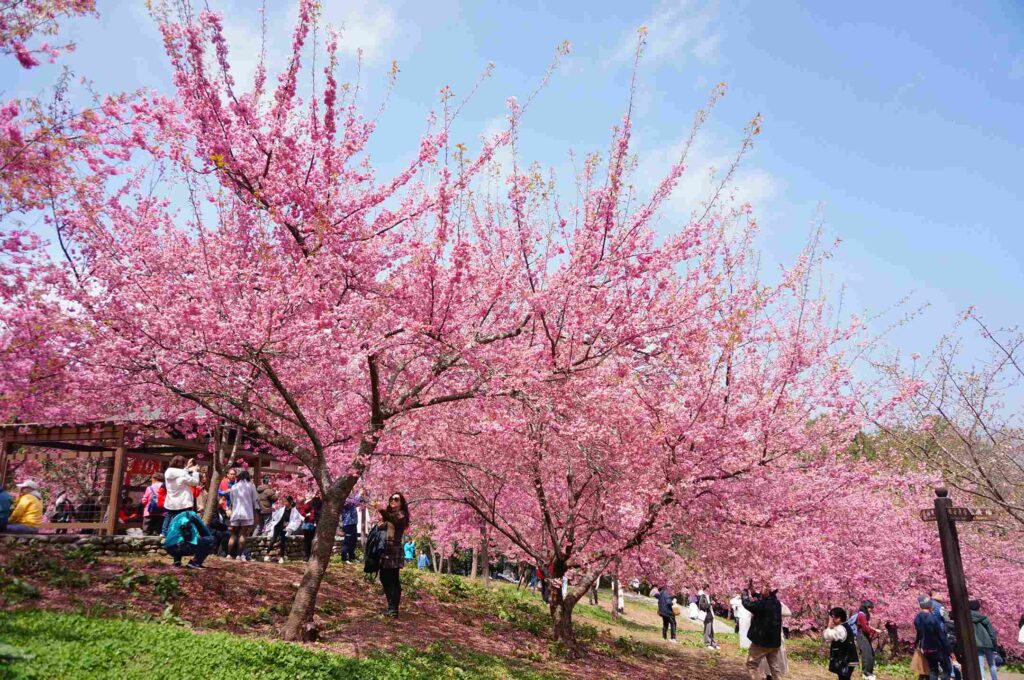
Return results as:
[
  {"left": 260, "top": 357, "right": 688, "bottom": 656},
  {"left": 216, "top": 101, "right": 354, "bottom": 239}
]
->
[
  {"left": 227, "top": 470, "right": 257, "bottom": 560},
  {"left": 164, "top": 510, "right": 215, "bottom": 569},
  {"left": 824, "top": 607, "right": 859, "bottom": 680},
  {"left": 163, "top": 456, "right": 201, "bottom": 534},
  {"left": 378, "top": 491, "right": 409, "bottom": 617},
  {"left": 731, "top": 589, "right": 753, "bottom": 650},
  {"left": 970, "top": 600, "right": 999, "bottom": 680},
  {"left": 852, "top": 600, "right": 880, "bottom": 680},
  {"left": 742, "top": 583, "right": 786, "bottom": 679},
  {"left": 915, "top": 595, "right": 952, "bottom": 680},
  {"left": 6, "top": 480, "right": 43, "bottom": 534},
  {"left": 658, "top": 585, "right": 678, "bottom": 643},
  {"left": 699, "top": 586, "right": 719, "bottom": 649}
]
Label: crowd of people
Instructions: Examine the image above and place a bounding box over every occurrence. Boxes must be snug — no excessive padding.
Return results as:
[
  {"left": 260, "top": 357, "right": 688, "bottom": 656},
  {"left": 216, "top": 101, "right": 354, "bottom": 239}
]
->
[
  {"left": 4, "top": 472, "right": 1024, "bottom": 676},
  {"left": 647, "top": 579, "right": 1020, "bottom": 680}
]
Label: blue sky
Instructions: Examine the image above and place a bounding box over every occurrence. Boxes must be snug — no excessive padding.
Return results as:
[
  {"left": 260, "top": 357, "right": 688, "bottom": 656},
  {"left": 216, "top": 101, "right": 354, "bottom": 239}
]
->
[{"left": 2, "top": 0, "right": 1022, "bottom": 366}]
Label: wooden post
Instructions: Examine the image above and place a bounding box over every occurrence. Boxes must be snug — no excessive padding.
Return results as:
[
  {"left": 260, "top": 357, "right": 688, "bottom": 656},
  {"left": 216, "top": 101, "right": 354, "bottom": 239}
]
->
[
  {"left": 934, "top": 487, "right": 980, "bottom": 680},
  {"left": 105, "top": 444, "right": 126, "bottom": 536}
]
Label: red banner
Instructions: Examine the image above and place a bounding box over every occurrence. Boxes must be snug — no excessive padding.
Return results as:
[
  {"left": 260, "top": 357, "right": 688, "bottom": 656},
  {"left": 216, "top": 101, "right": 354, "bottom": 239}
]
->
[{"left": 126, "top": 456, "right": 162, "bottom": 476}]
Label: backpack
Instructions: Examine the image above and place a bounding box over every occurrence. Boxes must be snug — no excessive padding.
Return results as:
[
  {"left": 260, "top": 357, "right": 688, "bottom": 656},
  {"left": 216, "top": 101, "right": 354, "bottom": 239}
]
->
[
  {"left": 363, "top": 525, "right": 387, "bottom": 574},
  {"left": 847, "top": 612, "right": 861, "bottom": 637},
  {"left": 147, "top": 485, "right": 166, "bottom": 515},
  {"left": 698, "top": 594, "right": 711, "bottom": 612}
]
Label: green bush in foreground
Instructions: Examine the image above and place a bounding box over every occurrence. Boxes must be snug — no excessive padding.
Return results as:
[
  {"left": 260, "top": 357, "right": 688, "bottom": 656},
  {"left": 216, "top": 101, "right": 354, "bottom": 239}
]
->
[{"left": 0, "top": 610, "right": 558, "bottom": 680}]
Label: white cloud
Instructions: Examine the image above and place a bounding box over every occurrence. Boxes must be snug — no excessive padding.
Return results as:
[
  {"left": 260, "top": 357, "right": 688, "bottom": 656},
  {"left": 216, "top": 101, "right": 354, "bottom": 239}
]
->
[
  {"left": 1010, "top": 54, "right": 1024, "bottom": 81},
  {"left": 314, "top": 0, "right": 398, "bottom": 64},
  {"left": 632, "top": 132, "right": 778, "bottom": 231},
  {"left": 199, "top": 1, "right": 399, "bottom": 97},
  {"left": 610, "top": 0, "right": 721, "bottom": 67}
]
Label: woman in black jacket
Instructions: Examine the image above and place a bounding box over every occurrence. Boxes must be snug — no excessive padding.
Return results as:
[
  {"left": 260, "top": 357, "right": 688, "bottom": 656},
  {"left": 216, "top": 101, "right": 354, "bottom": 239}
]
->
[{"left": 378, "top": 492, "right": 409, "bottom": 617}]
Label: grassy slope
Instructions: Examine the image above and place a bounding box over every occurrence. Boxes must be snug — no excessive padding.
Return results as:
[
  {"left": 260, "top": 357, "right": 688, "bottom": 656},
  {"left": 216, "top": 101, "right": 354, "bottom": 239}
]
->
[
  {"left": 0, "top": 610, "right": 554, "bottom": 680},
  {"left": 0, "top": 546, "right": 882, "bottom": 679}
]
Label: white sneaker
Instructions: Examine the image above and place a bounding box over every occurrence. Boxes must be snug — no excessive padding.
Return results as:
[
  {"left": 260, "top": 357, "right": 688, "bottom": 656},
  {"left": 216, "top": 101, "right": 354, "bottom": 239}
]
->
[
  {"left": 670, "top": 639, "right": 678, "bottom": 644},
  {"left": 264, "top": 556, "right": 272, "bottom": 562},
  {"left": 278, "top": 558, "right": 285, "bottom": 564}
]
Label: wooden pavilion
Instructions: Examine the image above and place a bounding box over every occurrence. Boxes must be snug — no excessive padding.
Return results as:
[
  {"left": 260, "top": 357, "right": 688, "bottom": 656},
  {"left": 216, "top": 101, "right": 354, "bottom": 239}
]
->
[{"left": 0, "top": 420, "right": 304, "bottom": 535}]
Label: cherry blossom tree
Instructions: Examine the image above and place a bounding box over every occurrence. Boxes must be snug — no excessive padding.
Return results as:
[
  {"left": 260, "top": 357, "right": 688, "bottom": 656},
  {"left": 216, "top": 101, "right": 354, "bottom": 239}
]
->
[
  {"left": 0, "top": 0, "right": 96, "bottom": 68},
  {"left": 31, "top": 0, "right": 546, "bottom": 640}
]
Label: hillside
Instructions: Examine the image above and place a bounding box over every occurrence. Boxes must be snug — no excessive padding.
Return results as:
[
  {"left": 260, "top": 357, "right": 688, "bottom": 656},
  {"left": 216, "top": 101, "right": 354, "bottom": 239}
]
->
[{"left": 1, "top": 546, "right": 841, "bottom": 679}]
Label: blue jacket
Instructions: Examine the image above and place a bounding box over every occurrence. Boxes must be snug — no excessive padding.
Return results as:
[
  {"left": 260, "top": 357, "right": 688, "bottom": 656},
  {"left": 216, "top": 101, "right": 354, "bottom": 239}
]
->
[
  {"left": 0, "top": 489, "right": 11, "bottom": 528},
  {"left": 914, "top": 610, "right": 950, "bottom": 655},
  {"left": 657, "top": 590, "right": 676, "bottom": 617},
  {"left": 341, "top": 494, "right": 360, "bottom": 527},
  {"left": 164, "top": 511, "right": 212, "bottom": 548}
]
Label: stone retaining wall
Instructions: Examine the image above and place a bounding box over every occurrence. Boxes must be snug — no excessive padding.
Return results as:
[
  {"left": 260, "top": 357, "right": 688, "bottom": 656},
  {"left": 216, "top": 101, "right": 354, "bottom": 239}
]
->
[{"left": 0, "top": 532, "right": 345, "bottom": 562}]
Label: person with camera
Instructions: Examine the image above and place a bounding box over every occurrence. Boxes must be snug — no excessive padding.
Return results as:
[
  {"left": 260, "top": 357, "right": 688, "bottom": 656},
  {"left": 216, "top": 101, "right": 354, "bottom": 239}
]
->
[
  {"left": 824, "top": 607, "right": 859, "bottom": 680},
  {"left": 742, "top": 580, "right": 786, "bottom": 679},
  {"left": 163, "top": 455, "right": 201, "bottom": 535}
]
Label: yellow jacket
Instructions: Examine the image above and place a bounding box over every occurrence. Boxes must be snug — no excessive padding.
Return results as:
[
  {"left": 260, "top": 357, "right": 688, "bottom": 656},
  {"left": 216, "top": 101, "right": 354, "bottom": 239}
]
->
[{"left": 9, "top": 492, "right": 43, "bottom": 527}]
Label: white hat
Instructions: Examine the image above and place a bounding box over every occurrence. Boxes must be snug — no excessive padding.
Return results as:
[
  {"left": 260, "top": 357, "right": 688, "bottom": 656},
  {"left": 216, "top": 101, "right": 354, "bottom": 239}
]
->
[{"left": 16, "top": 479, "right": 39, "bottom": 490}]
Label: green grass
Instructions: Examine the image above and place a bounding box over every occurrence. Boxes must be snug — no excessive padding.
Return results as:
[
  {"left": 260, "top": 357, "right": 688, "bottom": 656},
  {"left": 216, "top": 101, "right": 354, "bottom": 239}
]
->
[{"left": 0, "top": 610, "right": 560, "bottom": 680}]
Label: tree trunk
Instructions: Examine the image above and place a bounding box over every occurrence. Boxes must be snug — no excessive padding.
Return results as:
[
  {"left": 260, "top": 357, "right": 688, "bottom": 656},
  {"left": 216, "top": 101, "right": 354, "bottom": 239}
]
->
[
  {"left": 612, "top": 575, "right": 621, "bottom": 621},
  {"left": 281, "top": 482, "right": 345, "bottom": 641},
  {"left": 479, "top": 524, "right": 490, "bottom": 587},
  {"left": 549, "top": 585, "right": 579, "bottom": 654},
  {"left": 201, "top": 466, "right": 222, "bottom": 527},
  {"left": 470, "top": 546, "right": 478, "bottom": 579}
]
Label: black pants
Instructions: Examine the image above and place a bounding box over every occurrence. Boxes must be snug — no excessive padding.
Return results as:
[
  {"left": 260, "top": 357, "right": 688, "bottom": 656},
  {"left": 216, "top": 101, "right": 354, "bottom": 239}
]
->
[
  {"left": 267, "top": 522, "right": 288, "bottom": 558},
  {"left": 661, "top": 614, "right": 677, "bottom": 640},
  {"left": 857, "top": 634, "right": 875, "bottom": 675},
  {"left": 380, "top": 567, "right": 401, "bottom": 613},
  {"left": 144, "top": 514, "right": 164, "bottom": 536},
  {"left": 341, "top": 524, "right": 357, "bottom": 561},
  {"left": 302, "top": 526, "right": 316, "bottom": 561}
]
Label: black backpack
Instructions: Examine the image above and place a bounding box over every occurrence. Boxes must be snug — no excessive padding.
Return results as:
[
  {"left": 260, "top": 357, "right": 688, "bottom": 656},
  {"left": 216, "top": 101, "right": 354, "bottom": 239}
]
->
[
  {"left": 829, "top": 623, "right": 859, "bottom": 673},
  {"left": 363, "top": 525, "right": 386, "bottom": 574}
]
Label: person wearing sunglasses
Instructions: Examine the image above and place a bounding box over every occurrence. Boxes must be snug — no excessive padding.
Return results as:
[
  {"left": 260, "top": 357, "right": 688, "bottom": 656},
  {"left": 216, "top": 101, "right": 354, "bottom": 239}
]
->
[{"left": 378, "top": 492, "right": 410, "bottom": 617}]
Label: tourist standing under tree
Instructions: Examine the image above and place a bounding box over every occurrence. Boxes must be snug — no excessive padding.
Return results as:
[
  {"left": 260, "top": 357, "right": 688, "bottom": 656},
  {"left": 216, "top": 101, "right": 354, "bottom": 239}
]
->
[
  {"left": 163, "top": 456, "right": 201, "bottom": 534},
  {"left": 300, "top": 495, "right": 322, "bottom": 562},
  {"left": 732, "top": 589, "right": 753, "bottom": 650},
  {"left": 824, "top": 607, "right": 859, "bottom": 680},
  {"left": 914, "top": 596, "right": 952, "bottom": 680},
  {"left": 658, "top": 585, "right": 678, "bottom": 643},
  {"left": 378, "top": 492, "right": 409, "bottom": 617},
  {"left": 227, "top": 470, "right": 258, "bottom": 560},
  {"left": 699, "top": 585, "right": 719, "bottom": 649},
  {"left": 742, "top": 581, "right": 786, "bottom": 679},
  {"left": 340, "top": 493, "right": 361, "bottom": 562},
  {"left": 852, "top": 600, "right": 880, "bottom": 680},
  {"left": 141, "top": 473, "right": 165, "bottom": 536},
  {"left": 970, "top": 600, "right": 999, "bottom": 680}
]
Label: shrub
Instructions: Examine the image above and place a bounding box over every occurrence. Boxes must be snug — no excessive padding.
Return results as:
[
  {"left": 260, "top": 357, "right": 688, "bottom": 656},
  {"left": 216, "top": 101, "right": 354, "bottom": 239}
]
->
[
  {"left": 110, "top": 565, "right": 149, "bottom": 593},
  {"left": 153, "top": 574, "right": 181, "bottom": 603}
]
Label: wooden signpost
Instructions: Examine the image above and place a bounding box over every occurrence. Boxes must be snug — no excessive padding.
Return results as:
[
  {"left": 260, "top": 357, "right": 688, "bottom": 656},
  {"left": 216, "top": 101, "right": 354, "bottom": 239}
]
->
[{"left": 920, "top": 487, "right": 995, "bottom": 680}]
